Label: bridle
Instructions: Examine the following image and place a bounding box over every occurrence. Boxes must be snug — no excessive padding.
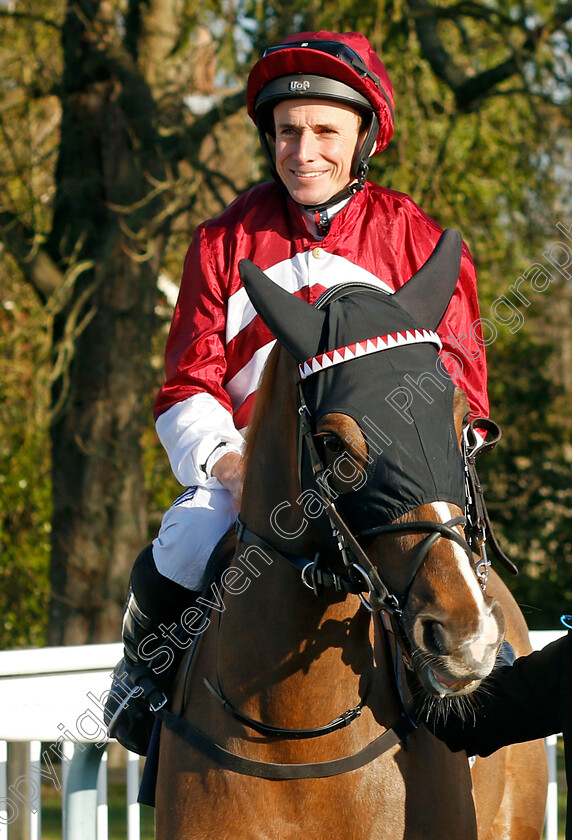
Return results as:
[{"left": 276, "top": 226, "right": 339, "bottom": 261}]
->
[
  {"left": 240, "top": 282, "right": 516, "bottom": 616},
  {"left": 295, "top": 382, "right": 474, "bottom": 615},
  {"left": 155, "top": 284, "right": 518, "bottom": 778},
  {"left": 293, "top": 383, "right": 518, "bottom": 612}
]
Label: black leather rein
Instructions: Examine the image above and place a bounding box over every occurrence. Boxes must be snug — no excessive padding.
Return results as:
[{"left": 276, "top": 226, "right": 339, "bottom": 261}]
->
[{"left": 157, "top": 703, "right": 416, "bottom": 780}]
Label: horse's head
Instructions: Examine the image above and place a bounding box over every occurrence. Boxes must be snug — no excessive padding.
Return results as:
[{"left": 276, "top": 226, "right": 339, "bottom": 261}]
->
[{"left": 239, "top": 230, "right": 505, "bottom": 699}]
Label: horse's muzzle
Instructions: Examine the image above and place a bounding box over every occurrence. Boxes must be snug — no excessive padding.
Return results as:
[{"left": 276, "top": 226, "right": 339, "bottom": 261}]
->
[{"left": 406, "top": 595, "right": 506, "bottom": 698}]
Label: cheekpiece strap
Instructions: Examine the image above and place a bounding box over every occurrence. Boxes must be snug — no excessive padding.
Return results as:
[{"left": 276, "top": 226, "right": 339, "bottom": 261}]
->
[
  {"left": 465, "top": 417, "right": 518, "bottom": 577},
  {"left": 235, "top": 517, "right": 363, "bottom": 596}
]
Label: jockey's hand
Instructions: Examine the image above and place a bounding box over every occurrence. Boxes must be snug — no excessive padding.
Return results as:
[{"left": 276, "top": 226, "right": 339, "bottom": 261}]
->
[{"left": 211, "top": 451, "right": 244, "bottom": 510}]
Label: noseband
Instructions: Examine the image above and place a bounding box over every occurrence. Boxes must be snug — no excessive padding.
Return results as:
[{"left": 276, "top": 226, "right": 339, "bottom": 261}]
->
[{"left": 239, "top": 281, "right": 517, "bottom": 617}]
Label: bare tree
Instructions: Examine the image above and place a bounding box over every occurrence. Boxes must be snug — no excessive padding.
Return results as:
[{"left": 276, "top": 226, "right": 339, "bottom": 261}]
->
[{"left": 1, "top": 0, "right": 247, "bottom": 643}]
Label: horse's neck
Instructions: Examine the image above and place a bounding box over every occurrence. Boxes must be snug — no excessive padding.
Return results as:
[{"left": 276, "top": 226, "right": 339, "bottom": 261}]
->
[
  {"left": 241, "top": 346, "right": 319, "bottom": 557},
  {"left": 218, "top": 348, "right": 374, "bottom": 719}
]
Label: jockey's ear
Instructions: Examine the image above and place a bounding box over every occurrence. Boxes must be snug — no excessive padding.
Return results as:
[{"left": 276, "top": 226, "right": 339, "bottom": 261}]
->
[
  {"left": 239, "top": 259, "right": 326, "bottom": 362},
  {"left": 392, "top": 228, "right": 462, "bottom": 330}
]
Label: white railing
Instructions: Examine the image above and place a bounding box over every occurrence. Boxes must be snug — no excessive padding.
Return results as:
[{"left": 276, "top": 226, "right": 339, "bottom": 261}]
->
[
  {"left": 0, "top": 632, "right": 565, "bottom": 839},
  {"left": 0, "top": 641, "right": 141, "bottom": 840}
]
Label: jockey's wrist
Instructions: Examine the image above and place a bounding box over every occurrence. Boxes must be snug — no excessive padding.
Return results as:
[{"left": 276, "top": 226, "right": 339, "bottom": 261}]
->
[
  {"left": 204, "top": 441, "right": 241, "bottom": 478},
  {"left": 211, "top": 451, "right": 244, "bottom": 508}
]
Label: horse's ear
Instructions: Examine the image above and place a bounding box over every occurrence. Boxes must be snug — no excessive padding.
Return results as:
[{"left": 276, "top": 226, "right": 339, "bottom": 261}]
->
[
  {"left": 392, "top": 228, "right": 463, "bottom": 329},
  {"left": 239, "top": 259, "right": 326, "bottom": 362}
]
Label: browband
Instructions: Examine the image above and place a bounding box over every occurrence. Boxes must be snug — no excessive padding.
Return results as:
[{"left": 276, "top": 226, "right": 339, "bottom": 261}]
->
[{"left": 298, "top": 328, "right": 442, "bottom": 380}]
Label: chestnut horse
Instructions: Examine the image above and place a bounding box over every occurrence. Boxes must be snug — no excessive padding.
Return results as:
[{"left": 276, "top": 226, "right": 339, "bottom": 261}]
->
[{"left": 155, "top": 231, "right": 547, "bottom": 839}]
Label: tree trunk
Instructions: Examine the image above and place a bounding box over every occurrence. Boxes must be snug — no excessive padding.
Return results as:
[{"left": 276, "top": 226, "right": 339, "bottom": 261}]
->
[
  {"left": 46, "top": 0, "right": 168, "bottom": 644},
  {"left": 48, "top": 249, "right": 159, "bottom": 644}
]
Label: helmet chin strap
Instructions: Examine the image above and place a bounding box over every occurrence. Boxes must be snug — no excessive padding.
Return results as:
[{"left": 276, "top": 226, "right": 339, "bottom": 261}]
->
[
  {"left": 302, "top": 170, "right": 366, "bottom": 214},
  {"left": 301, "top": 180, "right": 363, "bottom": 236},
  {"left": 300, "top": 152, "right": 371, "bottom": 235}
]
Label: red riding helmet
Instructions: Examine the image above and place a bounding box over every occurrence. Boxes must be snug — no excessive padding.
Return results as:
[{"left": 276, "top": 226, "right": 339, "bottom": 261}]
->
[{"left": 246, "top": 31, "right": 395, "bottom": 190}]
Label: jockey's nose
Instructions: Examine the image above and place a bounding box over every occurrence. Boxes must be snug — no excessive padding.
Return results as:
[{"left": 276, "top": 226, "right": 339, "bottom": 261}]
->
[{"left": 295, "top": 129, "right": 319, "bottom": 163}]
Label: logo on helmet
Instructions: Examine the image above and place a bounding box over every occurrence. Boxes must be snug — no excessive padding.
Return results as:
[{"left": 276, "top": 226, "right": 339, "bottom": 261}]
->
[{"left": 289, "top": 80, "right": 311, "bottom": 92}]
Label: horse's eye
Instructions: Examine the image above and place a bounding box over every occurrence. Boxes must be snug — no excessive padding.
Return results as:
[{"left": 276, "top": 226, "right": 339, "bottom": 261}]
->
[{"left": 319, "top": 434, "right": 345, "bottom": 455}]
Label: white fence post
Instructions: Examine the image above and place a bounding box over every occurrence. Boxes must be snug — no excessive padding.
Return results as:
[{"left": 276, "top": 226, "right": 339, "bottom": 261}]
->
[
  {"left": 96, "top": 748, "right": 108, "bottom": 840},
  {"left": 0, "top": 741, "right": 8, "bottom": 840},
  {"left": 29, "top": 740, "right": 42, "bottom": 840},
  {"left": 545, "top": 734, "right": 559, "bottom": 840},
  {"left": 63, "top": 743, "right": 107, "bottom": 840},
  {"left": 61, "top": 740, "right": 75, "bottom": 838},
  {"left": 127, "top": 751, "right": 141, "bottom": 840}
]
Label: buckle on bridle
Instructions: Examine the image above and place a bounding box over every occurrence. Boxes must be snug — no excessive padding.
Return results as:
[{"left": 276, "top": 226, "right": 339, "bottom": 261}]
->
[
  {"left": 301, "top": 554, "right": 323, "bottom": 596},
  {"left": 474, "top": 542, "right": 491, "bottom": 591},
  {"left": 349, "top": 562, "right": 399, "bottom": 615}
]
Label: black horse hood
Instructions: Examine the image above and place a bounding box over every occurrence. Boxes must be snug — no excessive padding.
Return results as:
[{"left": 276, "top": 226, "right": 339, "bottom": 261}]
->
[
  {"left": 301, "top": 290, "right": 466, "bottom": 528},
  {"left": 238, "top": 228, "right": 467, "bottom": 528}
]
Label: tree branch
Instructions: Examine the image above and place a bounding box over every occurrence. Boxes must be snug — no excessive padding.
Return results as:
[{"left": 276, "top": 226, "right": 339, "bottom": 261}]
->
[
  {"left": 406, "top": 0, "right": 572, "bottom": 112},
  {"left": 407, "top": 0, "right": 466, "bottom": 94},
  {"left": 455, "top": 54, "right": 523, "bottom": 112},
  {"left": 0, "top": 212, "right": 63, "bottom": 302},
  {"left": 0, "top": 9, "right": 61, "bottom": 30}
]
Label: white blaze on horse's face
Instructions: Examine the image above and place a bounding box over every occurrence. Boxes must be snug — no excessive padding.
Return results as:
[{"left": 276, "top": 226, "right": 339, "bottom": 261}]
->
[
  {"left": 407, "top": 501, "right": 505, "bottom": 698},
  {"left": 316, "top": 402, "right": 505, "bottom": 699}
]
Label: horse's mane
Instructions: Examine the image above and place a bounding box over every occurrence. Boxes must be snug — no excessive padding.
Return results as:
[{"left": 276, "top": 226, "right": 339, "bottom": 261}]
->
[{"left": 243, "top": 343, "right": 284, "bottom": 470}]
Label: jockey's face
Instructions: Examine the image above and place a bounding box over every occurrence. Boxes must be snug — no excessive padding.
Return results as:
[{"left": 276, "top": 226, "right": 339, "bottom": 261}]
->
[{"left": 273, "top": 99, "right": 363, "bottom": 206}]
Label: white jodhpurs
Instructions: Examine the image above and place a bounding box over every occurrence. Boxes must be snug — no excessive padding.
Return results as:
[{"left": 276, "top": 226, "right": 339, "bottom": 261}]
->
[{"left": 152, "top": 485, "right": 238, "bottom": 591}]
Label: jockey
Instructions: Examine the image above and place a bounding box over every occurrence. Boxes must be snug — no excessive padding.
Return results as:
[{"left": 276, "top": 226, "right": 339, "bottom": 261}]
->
[{"left": 104, "top": 31, "right": 489, "bottom": 755}]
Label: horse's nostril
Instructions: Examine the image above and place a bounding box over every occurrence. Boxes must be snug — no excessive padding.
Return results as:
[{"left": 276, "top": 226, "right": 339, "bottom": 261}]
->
[{"left": 423, "top": 619, "right": 448, "bottom": 655}]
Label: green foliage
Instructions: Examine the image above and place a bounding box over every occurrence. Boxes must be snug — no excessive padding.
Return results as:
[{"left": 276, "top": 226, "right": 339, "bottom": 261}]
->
[
  {"left": 477, "top": 325, "right": 572, "bottom": 629},
  {"left": 0, "top": 0, "right": 62, "bottom": 233},
  {"left": 0, "top": 263, "right": 51, "bottom": 648},
  {"left": 0, "top": 0, "right": 571, "bottom": 642}
]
